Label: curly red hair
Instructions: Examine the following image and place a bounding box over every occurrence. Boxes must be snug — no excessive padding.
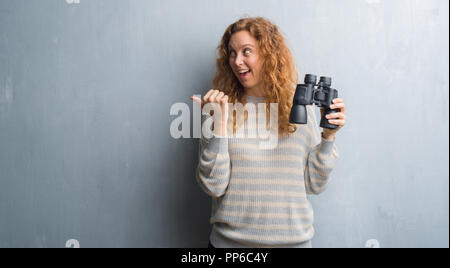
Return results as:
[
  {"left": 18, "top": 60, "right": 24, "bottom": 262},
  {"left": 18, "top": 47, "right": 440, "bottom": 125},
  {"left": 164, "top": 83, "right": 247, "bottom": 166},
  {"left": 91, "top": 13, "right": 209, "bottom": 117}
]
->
[{"left": 213, "top": 17, "right": 298, "bottom": 137}]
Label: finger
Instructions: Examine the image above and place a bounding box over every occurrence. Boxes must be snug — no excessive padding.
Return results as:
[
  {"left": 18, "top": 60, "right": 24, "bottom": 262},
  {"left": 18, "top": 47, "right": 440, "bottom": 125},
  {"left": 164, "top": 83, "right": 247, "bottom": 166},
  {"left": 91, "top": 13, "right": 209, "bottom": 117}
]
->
[
  {"left": 203, "top": 89, "right": 215, "bottom": 103},
  {"left": 330, "top": 102, "right": 345, "bottom": 114},
  {"left": 208, "top": 90, "right": 220, "bottom": 103},
  {"left": 190, "top": 96, "right": 203, "bottom": 106},
  {"left": 325, "top": 112, "right": 346, "bottom": 120},
  {"left": 220, "top": 94, "right": 228, "bottom": 104},
  {"left": 327, "top": 119, "right": 345, "bottom": 126},
  {"left": 332, "top": 98, "right": 344, "bottom": 104},
  {"left": 221, "top": 95, "right": 229, "bottom": 111},
  {"left": 215, "top": 92, "right": 224, "bottom": 102},
  {"left": 330, "top": 103, "right": 345, "bottom": 109}
]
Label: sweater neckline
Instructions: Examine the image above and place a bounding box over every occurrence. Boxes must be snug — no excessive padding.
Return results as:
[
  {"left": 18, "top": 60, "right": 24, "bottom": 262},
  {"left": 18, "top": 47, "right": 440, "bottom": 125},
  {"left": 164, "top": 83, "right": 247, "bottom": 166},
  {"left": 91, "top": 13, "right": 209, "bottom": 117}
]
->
[{"left": 245, "top": 95, "right": 266, "bottom": 103}]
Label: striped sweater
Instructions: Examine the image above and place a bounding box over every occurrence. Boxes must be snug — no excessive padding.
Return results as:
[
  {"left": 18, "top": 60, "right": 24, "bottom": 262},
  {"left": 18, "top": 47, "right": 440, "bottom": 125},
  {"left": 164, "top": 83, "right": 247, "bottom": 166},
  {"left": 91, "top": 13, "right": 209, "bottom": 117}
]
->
[{"left": 196, "top": 95, "right": 339, "bottom": 248}]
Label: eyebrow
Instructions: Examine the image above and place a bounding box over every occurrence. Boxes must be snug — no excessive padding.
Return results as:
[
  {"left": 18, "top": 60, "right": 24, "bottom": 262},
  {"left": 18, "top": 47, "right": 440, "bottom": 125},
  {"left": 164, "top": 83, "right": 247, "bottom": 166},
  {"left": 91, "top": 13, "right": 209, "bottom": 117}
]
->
[{"left": 228, "top": 44, "right": 255, "bottom": 51}]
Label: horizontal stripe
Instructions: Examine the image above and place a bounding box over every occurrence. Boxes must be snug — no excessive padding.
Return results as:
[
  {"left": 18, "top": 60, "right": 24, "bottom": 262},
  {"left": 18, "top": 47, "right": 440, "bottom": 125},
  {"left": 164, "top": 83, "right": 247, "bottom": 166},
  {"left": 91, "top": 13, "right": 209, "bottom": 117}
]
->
[
  {"left": 305, "top": 181, "right": 329, "bottom": 195},
  {"left": 309, "top": 176, "right": 329, "bottom": 185},
  {"left": 198, "top": 166, "right": 230, "bottom": 179},
  {"left": 218, "top": 210, "right": 313, "bottom": 220},
  {"left": 220, "top": 226, "right": 314, "bottom": 242},
  {"left": 198, "top": 160, "right": 229, "bottom": 170},
  {"left": 199, "top": 158, "right": 229, "bottom": 170},
  {"left": 307, "top": 166, "right": 331, "bottom": 179},
  {"left": 317, "top": 146, "right": 339, "bottom": 157},
  {"left": 232, "top": 154, "right": 303, "bottom": 162},
  {"left": 229, "top": 142, "right": 305, "bottom": 151},
  {"left": 203, "top": 149, "right": 228, "bottom": 160},
  {"left": 232, "top": 166, "right": 302, "bottom": 175},
  {"left": 197, "top": 172, "right": 229, "bottom": 188},
  {"left": 309, "top": 156, "right": 335, "bottom": 170},
  {"left": 218, "top": 220, "right": 312, "bottom": 231},
  {"left": 215, "top": 161, "right": 230, "bottom": 169},
  {"left": 231, "top": 178, "right": 304, "bottom": 187},
  {"left": 226, "top": 189, "right": 306, "bottom": 198},
  {"left": 222, "top": 200, "right": 310, "bottom": 209}
]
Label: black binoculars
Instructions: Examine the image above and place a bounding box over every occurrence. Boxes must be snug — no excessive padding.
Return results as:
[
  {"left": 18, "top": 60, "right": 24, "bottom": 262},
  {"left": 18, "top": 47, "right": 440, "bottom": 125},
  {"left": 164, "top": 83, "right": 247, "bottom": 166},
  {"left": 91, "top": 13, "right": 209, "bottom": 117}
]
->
[{"left": 289, "top": 74, "right": 339, "bottom": 129}]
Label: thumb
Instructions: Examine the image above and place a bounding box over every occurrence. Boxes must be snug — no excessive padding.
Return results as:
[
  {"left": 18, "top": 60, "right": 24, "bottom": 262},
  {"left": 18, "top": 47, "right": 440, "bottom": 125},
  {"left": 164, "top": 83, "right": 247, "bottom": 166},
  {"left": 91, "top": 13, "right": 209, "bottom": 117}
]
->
[{"left": 190, "top": 96, "right": 203, "bottom": 106}]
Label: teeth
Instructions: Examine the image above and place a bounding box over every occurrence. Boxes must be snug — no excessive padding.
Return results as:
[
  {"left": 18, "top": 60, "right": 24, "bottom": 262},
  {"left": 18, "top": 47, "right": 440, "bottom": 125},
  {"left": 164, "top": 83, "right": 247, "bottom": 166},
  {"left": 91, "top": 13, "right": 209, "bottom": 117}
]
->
[{"left": 239, "top": 70, "right": 249, "bottom": 74}]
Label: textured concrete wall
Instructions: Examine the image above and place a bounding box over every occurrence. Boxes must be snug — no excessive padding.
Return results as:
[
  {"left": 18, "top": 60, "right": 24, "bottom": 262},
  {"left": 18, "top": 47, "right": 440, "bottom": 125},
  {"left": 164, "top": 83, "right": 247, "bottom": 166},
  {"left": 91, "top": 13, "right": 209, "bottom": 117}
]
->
[{"left": 0, "top": 0, "right": 448, "bottom": 247}]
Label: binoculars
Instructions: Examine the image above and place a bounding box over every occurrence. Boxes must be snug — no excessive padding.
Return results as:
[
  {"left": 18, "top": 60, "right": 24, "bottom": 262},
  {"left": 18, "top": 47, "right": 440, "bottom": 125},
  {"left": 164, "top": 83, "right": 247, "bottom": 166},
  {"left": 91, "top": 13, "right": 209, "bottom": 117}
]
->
[{"left": 289, "top": 74, "right": 339, "bottom": 129}]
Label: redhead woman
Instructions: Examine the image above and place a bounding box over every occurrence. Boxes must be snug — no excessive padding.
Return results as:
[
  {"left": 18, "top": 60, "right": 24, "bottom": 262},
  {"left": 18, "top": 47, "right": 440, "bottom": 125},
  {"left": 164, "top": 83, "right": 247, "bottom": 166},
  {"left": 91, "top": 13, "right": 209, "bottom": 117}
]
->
[{"left": 191, "top": 17, "right": 346, "bottom": 248}]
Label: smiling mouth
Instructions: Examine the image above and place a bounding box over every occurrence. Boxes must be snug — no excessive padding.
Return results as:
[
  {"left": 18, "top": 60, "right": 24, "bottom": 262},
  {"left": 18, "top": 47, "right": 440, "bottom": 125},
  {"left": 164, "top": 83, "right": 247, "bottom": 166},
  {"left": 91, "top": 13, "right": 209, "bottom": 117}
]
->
[{"left": 238, "top": 69, "right": 251, "bottom": 78}]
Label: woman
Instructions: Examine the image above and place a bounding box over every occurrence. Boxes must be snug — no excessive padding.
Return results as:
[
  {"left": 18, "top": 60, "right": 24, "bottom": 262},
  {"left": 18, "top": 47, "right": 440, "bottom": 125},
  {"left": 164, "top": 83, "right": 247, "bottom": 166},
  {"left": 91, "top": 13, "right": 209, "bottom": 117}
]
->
[{"left": 191, "top": 17, "right": 346, "bottom": 248}]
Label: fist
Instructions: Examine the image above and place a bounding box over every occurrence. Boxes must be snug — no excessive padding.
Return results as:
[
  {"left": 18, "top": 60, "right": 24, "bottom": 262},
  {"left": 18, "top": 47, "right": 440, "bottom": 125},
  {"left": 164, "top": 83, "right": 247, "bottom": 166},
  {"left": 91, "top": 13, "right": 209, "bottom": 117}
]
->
[{"left": 191, "top": 89, "right": 229, "bottom": 136}]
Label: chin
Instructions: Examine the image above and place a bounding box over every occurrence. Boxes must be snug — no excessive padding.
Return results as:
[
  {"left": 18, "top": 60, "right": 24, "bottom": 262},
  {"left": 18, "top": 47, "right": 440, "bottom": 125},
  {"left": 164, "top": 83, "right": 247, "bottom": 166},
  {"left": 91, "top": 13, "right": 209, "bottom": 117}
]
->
[
  {"left": 241, "top": 81, "right": 254, "bottom": 87},
  {"left": 245, "top": 84, "right": 258, "bottom": 90}
]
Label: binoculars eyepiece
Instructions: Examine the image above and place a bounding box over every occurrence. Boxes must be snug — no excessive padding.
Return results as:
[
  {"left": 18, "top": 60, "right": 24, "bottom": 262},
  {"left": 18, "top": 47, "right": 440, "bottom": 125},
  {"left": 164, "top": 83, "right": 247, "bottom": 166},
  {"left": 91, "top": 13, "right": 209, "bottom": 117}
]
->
[{"left": 289, "top": 74, "right": 339, "bottom": 129}]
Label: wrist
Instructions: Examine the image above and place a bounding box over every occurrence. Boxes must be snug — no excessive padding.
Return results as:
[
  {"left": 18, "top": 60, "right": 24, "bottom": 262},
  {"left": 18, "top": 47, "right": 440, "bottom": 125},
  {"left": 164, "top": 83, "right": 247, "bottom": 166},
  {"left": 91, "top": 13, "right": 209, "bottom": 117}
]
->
[{"left": 322, "top": 132, "right": 335, "bottom": 141}]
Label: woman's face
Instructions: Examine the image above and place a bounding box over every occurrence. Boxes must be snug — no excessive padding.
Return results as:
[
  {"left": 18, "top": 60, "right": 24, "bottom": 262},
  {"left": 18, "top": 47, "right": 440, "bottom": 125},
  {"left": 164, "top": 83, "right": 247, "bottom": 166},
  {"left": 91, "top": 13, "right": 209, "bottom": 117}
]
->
[{"left": 228, "top": 31, "right": 264, "bottom": 93}]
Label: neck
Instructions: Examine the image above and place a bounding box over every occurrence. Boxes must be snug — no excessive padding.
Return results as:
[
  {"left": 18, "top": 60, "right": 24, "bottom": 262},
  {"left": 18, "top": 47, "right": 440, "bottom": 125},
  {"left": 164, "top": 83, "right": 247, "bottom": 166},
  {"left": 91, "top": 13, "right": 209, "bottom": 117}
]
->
[{"left": 244, "top": 86, "right": 265, "bottom": 97}]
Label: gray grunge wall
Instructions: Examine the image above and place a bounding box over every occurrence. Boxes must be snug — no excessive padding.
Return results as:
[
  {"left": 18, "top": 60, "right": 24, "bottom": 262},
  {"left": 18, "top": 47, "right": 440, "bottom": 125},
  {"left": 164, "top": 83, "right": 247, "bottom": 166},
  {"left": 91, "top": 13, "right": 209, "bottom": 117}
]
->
[{"left": 0, "top": 0, "right": 448, "bottom": 247}]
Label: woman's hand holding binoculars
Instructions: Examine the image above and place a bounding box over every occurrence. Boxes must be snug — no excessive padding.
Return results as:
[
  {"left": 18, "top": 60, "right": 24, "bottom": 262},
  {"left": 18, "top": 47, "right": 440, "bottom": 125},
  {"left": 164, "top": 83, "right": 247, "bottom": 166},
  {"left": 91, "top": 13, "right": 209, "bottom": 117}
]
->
[{"left": 321, "top": 98, "right": 346, "bottom": 140}]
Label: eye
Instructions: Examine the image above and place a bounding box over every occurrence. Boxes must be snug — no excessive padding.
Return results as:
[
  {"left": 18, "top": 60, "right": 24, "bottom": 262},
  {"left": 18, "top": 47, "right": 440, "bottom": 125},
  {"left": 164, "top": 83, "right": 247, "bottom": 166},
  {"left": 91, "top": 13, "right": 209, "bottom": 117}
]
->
[
  {"left": 243, "top": 48, "right": 251, "bottom": 55},
  {"left": 229, "top": 50, "right": 236, "bottom": 58}
]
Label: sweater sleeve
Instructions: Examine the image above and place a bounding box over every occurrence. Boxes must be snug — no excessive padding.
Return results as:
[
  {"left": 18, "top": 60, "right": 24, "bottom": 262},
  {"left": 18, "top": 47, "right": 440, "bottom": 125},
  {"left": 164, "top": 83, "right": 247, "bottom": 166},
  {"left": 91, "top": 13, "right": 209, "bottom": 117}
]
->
[
  {"left": 195, "top": 113, "right": 231, "bottom": 198},
  {"left": 303, "top": 106, "right": 339, "bottom": 195}
]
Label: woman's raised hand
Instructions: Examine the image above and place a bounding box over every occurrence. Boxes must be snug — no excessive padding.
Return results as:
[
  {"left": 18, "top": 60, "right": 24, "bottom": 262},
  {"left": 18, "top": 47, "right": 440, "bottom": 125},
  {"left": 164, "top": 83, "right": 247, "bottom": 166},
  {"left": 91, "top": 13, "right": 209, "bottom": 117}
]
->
[{"left": 191, "top": 89, "right": 229, "bottom": 137}]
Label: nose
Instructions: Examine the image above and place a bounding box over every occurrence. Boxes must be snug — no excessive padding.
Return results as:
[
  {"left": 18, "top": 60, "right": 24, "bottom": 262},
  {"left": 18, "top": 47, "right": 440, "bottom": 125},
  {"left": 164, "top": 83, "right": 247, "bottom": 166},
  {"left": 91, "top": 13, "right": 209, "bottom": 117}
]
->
[{"left": 233, "top": 53, "right": 244, "bottom": 67}]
